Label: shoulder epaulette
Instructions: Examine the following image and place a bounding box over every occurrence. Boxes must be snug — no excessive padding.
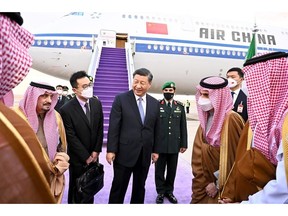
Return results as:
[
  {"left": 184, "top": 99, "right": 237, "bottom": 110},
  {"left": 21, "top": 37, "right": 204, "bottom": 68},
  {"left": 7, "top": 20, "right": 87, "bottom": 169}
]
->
[{"left": 175, "top": 100, "right": 184, "bottom": 106}]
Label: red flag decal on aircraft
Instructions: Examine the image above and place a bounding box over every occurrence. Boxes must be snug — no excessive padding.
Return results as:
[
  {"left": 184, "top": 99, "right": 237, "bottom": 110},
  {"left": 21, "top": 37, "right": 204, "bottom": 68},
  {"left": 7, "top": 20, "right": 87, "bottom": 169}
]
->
[{"left": 146, "top": 22, "right": 168, "bottom": 35}]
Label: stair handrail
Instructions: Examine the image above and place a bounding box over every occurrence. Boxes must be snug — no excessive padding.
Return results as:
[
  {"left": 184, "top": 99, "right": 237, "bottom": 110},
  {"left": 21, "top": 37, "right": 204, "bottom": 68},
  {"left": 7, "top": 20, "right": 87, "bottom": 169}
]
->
[
  {"left": 87, "top": 38, "right": 103, "bottom": 80},
  {"left": 125, "top": 41, "right": 135, "bottom": 89}
]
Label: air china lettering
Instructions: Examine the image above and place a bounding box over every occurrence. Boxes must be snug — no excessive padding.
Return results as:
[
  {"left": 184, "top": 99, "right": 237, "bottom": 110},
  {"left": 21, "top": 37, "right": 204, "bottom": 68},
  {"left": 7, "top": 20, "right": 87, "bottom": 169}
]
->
[{"left": 199, "top": 28, "right": 276, "bottom": 45}]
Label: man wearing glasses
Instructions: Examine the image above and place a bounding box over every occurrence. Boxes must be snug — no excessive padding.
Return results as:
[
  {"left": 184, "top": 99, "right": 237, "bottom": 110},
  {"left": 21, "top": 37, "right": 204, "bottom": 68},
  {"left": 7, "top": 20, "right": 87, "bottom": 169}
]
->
[{"left": 60, "top": 71, "right": 104, "bottom": 203}]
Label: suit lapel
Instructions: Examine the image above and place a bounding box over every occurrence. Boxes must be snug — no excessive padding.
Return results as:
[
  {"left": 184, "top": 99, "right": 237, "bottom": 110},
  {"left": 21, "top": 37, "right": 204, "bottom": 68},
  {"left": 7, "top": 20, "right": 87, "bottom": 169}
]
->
[
  {"left": 235, "top": 90, "right": 243, "bottom": 106},
  {"left": 72, "top": 98, "right": 91, "bottom": 127},
  {"left": 145, "top": 94, "right": 155, "bottom": 123},
  {"left": 89, "top": 99, "right": 95, "bottom": 128},
  {"left": 128, "top": 91, "right": 144, "bottom": 124}
]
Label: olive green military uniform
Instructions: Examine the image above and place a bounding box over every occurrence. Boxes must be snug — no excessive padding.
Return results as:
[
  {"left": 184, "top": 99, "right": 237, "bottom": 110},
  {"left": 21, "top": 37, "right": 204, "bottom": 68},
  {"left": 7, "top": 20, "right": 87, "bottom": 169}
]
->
[{"left": 155, "top": 82, "right": 188, "bottom": 198}]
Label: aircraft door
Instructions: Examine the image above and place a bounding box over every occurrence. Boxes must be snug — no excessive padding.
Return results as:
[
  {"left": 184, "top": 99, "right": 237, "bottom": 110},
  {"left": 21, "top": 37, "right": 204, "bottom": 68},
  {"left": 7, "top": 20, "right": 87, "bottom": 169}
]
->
[{"left": 116, "top": 33, "right": 128, "bottom": 48}]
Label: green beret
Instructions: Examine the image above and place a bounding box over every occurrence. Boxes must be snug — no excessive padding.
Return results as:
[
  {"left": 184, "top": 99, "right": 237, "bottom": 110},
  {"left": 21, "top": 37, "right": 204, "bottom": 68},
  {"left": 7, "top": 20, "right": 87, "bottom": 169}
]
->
[{"left": 162, "top": 81, "right": 176, "bottom": 90}]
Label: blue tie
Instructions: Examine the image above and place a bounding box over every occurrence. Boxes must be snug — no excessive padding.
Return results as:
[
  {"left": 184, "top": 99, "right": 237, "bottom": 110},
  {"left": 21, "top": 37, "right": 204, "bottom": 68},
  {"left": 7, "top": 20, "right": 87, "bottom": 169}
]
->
[{"left": 138, "top": 97, "right": 145, "bottom": 124}]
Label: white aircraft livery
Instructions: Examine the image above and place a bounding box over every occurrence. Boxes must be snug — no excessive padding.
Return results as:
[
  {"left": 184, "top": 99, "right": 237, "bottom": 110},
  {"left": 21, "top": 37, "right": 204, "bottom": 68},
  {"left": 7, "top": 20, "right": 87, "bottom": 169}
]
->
[{"left": 26, "top": 12, "right": 288, "bottom": 95}]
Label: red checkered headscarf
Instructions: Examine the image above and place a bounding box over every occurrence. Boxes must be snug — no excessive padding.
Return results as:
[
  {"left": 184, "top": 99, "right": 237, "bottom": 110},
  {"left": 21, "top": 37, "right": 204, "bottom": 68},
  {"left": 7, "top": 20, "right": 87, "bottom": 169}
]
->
[
  {"left": 0, "top": 90, "right": 14, "bottom": 107},
  {"left": 243, "top": 52, "right": 288, "bottom": 165},
  {"left": 19, "top": 82, "right": 59, "bottom": 161},
  {"left": 0, "top": 14, "right": 34, "bottom": 99},
  {"left": 195, "top": 76, "right": 233, "bottom": 147}
]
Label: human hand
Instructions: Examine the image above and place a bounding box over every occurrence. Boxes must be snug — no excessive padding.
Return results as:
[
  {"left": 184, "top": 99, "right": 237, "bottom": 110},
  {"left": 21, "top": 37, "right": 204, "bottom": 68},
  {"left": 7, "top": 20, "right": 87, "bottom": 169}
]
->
[
  {"left": 53, "top": 152, "right": 70, "bottom": 174},
  {"left": 86, "top": 156, "right": 93, "bottom": 165},
  {"left": 205, "top": 182, "right": 218, "bottom": 198},
  {"left": 179, "top": 148, "right": 187, "bottom": 153},
  {"left": 218, "top": 197, "right": 233, "bottom": 204},
  {"left": 91, "top": 151, "right": 99, "bottom": 162},
  {"left": 106, "top": 152, "right": 115, "bottom": 165}
]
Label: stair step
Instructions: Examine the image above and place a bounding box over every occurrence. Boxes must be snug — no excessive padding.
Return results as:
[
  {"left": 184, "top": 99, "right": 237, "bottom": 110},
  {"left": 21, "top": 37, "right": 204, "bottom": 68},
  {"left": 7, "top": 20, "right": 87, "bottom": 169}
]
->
[
  {"left": 96, "top": 75, "right": 127, "bottom": 79},
  {"left": 97, "top": 67, "right": 128, "bottom": 71},
  {"left": 98, "top": 64, "right": 127, "bottom": 68},
  {"left": 94, "top": 84, "right": 127, "bottom": 89},
  {"left": 95, "top": 80, "right": 128, "bottom": 84},
  {"left": 96, "top": 72, "right": 128, "bottom": 75},
  {"left": 97, "top": 95, "right": 116, "bottom": 100},
  {"left": 100, "top": 55, "right": 126, "bottom": 58}
]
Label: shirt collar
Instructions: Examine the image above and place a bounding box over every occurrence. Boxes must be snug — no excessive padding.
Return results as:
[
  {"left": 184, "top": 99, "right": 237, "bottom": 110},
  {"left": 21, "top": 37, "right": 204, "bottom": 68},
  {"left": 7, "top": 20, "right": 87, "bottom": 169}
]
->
[
  {"left": 164, "top": 99, "right": 173, "bottom": 105},
  {"left": 135, "top": 94, "right": 146, "bottom": 102},
  {"left": 232, "top": 88, "right": 241, "bottom": 95},
  {"left": 76, "top": 96, "right": 89, "bottom": 107}
]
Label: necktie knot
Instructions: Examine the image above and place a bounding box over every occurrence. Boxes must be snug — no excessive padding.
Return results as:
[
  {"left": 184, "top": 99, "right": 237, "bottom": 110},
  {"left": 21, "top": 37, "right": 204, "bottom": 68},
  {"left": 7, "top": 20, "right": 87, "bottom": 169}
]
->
[{"left": 231, "top": 91, "right": 235, "bottom": 98}]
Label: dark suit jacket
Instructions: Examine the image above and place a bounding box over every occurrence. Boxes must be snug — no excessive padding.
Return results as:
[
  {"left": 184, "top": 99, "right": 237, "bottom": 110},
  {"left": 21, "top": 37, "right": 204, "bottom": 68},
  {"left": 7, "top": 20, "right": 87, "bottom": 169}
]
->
[
  {"left": 233, "top": 89, "right": 248, "bottom": 122},
  {"left": 59, "top": 97, "right": 103, "bottom": 167},
  {"left": 55, "top": 96, "right": 69, "bottom": 112},
  {"left": 107, "top": 90, "right": 161, "bottom": 168}
]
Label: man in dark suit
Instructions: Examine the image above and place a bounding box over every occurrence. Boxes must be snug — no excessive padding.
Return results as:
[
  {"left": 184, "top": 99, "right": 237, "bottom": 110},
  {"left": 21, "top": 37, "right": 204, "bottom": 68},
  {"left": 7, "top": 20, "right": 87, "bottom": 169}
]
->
[
  {"left": 60, "top": 71, "right": 104, "bottom": 203},
  {"left": 226, "top": 67, "right": 248, "bottom": 122},
  {"left": 55, "top": 85, "right": 69, "bottom": 112},
  {"left": 155, "top": 81, "right": 188, "bottom": 204},
  {"left": 106, "top": 68, "right": 161, "bottom": 204}
]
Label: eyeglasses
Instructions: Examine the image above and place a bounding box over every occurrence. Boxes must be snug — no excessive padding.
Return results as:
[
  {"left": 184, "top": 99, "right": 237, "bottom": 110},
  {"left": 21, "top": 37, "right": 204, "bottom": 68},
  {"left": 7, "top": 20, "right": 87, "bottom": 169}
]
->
[{"left": 80, "top": 82, "right": 93, "bottom": 90}]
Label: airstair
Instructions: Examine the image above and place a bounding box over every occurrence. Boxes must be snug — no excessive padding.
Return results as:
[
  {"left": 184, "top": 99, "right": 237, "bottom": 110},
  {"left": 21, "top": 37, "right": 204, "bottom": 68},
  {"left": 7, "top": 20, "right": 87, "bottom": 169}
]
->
[{"left": 93, "top": 47, "right": 129, "bottom": 143}]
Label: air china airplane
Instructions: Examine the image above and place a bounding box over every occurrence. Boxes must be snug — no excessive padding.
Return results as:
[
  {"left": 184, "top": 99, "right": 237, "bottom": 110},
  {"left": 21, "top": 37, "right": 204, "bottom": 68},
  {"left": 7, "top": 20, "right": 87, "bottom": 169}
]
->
[{"left": 26, "top": 12, "right": 288, "bottom": 95}]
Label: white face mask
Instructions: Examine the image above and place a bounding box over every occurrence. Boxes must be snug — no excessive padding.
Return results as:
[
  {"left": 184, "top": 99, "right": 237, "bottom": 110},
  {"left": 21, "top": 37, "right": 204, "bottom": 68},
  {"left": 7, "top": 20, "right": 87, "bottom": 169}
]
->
[
  {"left": 81, "top": 87, "right": 93, "bottom": 99},
  {"left": 227, "top": 78, "right": 238, "bottom": 88},
  {"left": 198, "top": 97, "right": 213, "bottom": 111},
  {"left": 56, "top": 89, "right": 63, "bottom": 95}
]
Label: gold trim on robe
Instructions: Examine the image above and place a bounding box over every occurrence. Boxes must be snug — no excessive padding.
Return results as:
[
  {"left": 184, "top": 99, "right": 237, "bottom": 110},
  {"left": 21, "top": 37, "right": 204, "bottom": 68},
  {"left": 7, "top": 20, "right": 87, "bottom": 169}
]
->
[{"left": 281, "top": 114, "right": 288, "bottom": 184}]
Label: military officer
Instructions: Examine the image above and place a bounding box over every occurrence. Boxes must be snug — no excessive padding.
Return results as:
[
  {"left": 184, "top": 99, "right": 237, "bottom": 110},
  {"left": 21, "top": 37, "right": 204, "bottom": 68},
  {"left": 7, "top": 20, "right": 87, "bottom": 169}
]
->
[
  {"left": 62, "top": 86, "right": 73, "bottom": 100},
  {"left": 155, "top": 81, "right": 188, "bottom": 204}
]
